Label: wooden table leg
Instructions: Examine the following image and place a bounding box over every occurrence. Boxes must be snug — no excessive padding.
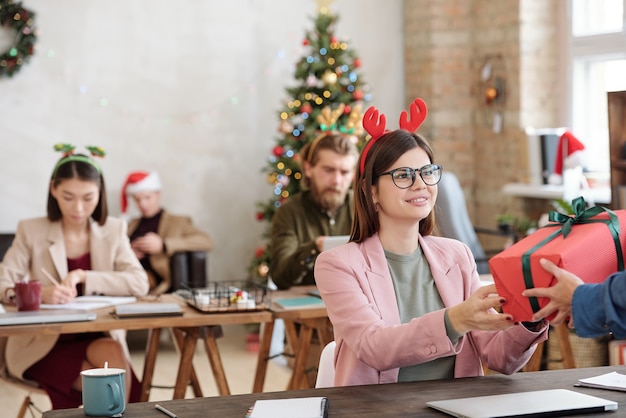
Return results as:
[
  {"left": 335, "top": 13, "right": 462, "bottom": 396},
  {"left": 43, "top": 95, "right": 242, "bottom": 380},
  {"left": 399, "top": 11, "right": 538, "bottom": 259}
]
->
[
  {"left": 316, "top": 318, "right": 333, "bottom": 346},
  {"left": 201, "top": 326, "right": 231, "bottom": 396},
  {"left": 287, "top": 324, "right": 313, "bottom": 390},
  {"left": 170, "top": 328, "right": 203, "bottom": 397},
  {"left": 172, "top": 327, "right": 200, "bottom": 399},
  {"left": 252, "top": 319, "right": 275, "bottom": 393},
  {"left": 140, "top": 328, "right": 162, "bottom": 402},
  {"left": 283, "top": 320, "right": 298, "bottom": 358}
]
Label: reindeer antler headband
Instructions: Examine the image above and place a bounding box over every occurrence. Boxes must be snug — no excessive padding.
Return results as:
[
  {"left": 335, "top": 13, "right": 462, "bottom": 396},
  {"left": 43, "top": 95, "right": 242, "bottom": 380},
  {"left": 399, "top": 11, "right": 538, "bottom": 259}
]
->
[
  {"left": 51, "top": 143, "right": 106, "bottom": 177},
  {"left": 359, "top": 98, "right": 428, "bottom": 175}
]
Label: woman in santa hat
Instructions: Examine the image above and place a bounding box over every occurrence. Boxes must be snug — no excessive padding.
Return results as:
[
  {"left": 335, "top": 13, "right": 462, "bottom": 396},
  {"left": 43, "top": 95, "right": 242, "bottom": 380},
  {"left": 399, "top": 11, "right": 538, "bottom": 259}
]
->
[{"left": 0, "top": 144, "right": 149, "bottom": 409}]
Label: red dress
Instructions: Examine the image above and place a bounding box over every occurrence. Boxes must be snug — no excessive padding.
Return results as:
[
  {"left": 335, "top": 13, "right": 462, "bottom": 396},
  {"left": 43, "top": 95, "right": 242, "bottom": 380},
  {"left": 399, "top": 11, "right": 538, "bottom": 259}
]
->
[{"left": 24, "top": 253, "right": 141, "bottom": 409}]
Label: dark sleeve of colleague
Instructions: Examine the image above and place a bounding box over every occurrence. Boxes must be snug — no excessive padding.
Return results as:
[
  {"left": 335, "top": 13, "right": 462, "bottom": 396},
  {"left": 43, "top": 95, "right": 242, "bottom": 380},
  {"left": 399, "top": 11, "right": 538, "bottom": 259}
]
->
[
  {"left": 269, "top": 202, "right": 320, "bottom": 290},
  {"left": 572, "top": 270, "right": 626, "bottom": 338}
]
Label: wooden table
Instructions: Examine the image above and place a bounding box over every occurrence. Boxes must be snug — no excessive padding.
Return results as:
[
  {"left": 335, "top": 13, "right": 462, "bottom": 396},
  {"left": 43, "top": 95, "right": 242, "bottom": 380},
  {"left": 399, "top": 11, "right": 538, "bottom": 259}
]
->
[
  {"left": 0, "top": 295, "right": 273, "bottom": 400},
  {"left": 44, "top": 365, "right": 626, "bottom": 417},
  {"left": 253, "top": 286, "right": 331, "bottom": 392}
]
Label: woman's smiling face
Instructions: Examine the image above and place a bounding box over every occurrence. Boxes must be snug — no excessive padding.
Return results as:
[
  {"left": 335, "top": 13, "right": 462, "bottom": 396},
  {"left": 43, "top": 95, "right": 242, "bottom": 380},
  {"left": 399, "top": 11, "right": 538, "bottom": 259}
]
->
[{"left": 371, "top": 147, "right": 437, "bottom": 226}]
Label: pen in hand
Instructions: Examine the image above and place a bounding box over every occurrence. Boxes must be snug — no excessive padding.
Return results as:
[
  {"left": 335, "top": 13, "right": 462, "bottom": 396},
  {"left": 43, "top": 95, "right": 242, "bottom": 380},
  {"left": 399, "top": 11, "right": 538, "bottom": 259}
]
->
[
  {"left": 40, "top": 267, "right": 62, "bottom": 288},
  {"left": 155, "top": 404, "right": 177, "bottom": 418}
]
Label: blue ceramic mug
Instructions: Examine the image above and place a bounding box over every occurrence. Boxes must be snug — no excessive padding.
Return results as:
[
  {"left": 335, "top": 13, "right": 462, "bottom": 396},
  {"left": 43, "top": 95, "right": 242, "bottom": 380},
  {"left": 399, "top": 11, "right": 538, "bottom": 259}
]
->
[{"left": 81, "top": 367, "right": 126, "bottom": 417}]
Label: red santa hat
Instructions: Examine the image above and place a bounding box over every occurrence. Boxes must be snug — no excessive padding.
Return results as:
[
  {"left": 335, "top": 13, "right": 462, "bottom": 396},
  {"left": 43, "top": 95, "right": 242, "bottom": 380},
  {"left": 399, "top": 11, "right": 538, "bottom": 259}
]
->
[
  {"left": 548, "top": 130, "right": 586, "bottom": 185},
  {"left": 120, "top": 171, "right": 162, "bottom": 215}
]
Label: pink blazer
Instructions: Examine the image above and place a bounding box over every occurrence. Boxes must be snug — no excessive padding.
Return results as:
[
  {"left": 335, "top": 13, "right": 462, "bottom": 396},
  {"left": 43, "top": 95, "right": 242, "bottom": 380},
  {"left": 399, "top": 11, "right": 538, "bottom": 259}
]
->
[{"left": 314, "top": 233, "right": 548, "bottom": 386}]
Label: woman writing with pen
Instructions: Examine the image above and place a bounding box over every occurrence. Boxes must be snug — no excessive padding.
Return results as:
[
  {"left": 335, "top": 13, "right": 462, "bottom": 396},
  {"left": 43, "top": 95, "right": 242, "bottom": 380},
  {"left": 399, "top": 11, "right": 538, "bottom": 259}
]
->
[{"left": 0, "top": 144, "right": 149, "bottom": 410}]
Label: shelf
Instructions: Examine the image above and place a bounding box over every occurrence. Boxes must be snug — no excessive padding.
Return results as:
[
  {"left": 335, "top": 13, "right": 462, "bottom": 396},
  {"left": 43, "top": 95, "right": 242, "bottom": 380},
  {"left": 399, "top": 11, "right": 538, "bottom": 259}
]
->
[{"left": 502, "top": 183, "right": 611, "bottom": 204}]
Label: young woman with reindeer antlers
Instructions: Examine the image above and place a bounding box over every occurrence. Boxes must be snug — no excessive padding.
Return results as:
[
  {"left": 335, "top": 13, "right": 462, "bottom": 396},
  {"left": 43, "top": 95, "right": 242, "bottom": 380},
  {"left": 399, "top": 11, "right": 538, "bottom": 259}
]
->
[{"left": 314, "top": 98, "right": 548, "bottom": 386}]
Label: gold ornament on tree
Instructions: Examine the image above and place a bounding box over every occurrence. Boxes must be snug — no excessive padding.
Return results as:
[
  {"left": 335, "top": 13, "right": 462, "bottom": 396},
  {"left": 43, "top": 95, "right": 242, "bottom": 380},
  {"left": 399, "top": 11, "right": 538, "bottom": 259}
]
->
[
  {"left": 316, "top": 0, "right": 335, "bottom": 14},
  {"left": 321, "top": 69, "right": 338, "bottom": 85}
]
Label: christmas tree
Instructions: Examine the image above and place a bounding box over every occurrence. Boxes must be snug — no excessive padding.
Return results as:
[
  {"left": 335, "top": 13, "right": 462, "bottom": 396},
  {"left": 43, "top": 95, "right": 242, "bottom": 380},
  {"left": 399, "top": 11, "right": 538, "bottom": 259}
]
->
[{"left": 249, "top": 4, "right": 370, "bottom": 282}]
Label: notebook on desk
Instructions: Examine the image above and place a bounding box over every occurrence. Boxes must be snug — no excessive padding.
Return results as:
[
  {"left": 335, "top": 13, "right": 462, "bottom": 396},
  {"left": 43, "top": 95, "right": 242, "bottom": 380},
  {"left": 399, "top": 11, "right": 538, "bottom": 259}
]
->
[
  {"left": 0, "top": 309, "right": 96, "bottom": 326},
  {"left": 426, "top": 389, "right": 617, "bottom": 418}
]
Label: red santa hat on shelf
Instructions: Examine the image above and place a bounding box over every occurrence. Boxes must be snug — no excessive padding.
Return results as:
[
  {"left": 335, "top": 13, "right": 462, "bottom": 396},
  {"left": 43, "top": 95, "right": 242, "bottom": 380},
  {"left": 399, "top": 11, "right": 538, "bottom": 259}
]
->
[
  {"left": 548, "top": 130, "right": 586, "bottom": 185},
  {"left": 120, "top": 171, "right": 162, "bottom": 215}
]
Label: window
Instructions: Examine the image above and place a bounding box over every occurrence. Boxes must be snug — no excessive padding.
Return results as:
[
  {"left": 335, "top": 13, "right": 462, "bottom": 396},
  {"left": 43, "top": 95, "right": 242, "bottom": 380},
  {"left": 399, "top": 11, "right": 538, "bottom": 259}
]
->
[{"left": 570, "top": 0, "right": 626, "bottom": 173}]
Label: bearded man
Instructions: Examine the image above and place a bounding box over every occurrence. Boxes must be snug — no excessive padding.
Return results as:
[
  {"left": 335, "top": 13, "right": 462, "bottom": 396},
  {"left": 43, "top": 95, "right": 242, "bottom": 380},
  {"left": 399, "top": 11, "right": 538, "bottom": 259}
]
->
[{"left": 269, "top": 134, "right": 357, "bottom": 289}]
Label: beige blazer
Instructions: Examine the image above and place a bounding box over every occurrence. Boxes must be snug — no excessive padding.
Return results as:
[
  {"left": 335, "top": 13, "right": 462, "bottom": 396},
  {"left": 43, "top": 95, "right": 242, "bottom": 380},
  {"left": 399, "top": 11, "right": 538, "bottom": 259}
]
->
[
  {"left": 0, "top": 216, "right": 149, "bottom": 381},
  {"left": 128, "top": 210, "right": 212, "bottom": 294}
]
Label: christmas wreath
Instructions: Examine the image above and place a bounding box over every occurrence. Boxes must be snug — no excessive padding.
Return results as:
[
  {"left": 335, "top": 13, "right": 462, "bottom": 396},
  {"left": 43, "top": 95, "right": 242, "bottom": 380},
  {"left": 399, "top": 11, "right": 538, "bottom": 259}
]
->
[{"left": 0, "top": 0, "right": 36, "bottom": 78}]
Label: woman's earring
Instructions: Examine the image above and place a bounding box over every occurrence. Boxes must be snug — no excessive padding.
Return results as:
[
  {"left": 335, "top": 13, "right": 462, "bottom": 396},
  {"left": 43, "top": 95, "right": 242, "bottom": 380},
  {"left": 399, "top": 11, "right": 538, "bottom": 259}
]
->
[{"left": 374, "top": 202, "right": 380, "bottom": 212}]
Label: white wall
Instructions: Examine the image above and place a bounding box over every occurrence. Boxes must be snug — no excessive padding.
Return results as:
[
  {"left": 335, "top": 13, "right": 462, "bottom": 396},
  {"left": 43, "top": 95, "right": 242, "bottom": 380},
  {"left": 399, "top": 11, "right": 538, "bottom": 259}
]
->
[{"left": 0, "top": 0, "right": 404, "bottom": 281}]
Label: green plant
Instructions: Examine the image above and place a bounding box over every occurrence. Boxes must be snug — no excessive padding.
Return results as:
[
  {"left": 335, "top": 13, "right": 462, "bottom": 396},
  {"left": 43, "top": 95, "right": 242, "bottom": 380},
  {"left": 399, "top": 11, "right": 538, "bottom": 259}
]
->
[
  {"left": 496, "top": 213, "right": 537, "bottom": 239},
  {"left": 551, "top": 198, "right": 574, "bottom": 215}
]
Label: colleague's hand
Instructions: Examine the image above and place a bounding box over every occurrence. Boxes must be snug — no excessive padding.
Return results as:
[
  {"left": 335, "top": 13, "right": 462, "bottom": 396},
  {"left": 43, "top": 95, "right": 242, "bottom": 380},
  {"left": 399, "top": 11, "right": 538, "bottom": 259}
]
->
[
  {"left": 131, "top": 232, "right": 164, "bottom": 254},
  {"left": 447, "top": 284, "right": 513, "bottom": 334},
  {"left": 522, "top": 258, "right": 583, "bottom": 327},
  {"left": 41, "top": 283, "right": 76, "bottom": 304}
]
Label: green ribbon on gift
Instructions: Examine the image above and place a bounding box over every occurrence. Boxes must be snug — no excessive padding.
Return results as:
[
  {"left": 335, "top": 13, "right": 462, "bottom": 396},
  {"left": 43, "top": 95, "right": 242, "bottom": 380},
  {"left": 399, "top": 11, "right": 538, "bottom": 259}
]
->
[{"left": 522, "top": 196, "right": 623, "bottom": 313}]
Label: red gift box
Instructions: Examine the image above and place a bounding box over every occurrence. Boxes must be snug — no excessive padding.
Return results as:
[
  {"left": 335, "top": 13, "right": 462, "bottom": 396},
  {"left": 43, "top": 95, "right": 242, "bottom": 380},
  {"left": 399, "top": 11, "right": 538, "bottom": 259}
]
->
[{"left": 489, "top": 199, "right": 626, "bottom": 322}]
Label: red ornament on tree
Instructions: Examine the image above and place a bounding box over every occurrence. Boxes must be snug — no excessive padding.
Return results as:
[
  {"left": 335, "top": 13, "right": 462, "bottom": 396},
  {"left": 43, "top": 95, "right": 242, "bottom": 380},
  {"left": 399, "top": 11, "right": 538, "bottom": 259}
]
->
[
  {"left": 330, "top": 36, "right": 338, "bottom": 43},
  {"left": 352, "top": 90, "right": 364, "bottom": 100},
  {"left": 273, "top": 146, "right": 284, "bottom": 157},
  {"left": 254, "top": 246, "right": 266, "bottom": 258},
  {"left": 354, "top": 58, "right": 362, "bottom": 68},
  {"left": 343, "top": 105, "right": 351, "bottom": 114},
  {"left": 255, "top": 212, "right": 264, "bottom": 221},
  {"left": 303, "top": 39, "right": 310, "bottom": 46},
  {"left": 300, "top": 103, "right": 313, "bottom": 114}
]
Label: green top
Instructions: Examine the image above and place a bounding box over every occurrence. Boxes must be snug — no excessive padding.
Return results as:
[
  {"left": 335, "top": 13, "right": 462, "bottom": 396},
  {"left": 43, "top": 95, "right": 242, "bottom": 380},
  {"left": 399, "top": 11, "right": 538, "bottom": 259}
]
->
[
  {"left": 386, "top": 247, "right": 460, "bottom": 382},
  {"left": 269, "top": 190, "right": 353, "bottom": 289}
]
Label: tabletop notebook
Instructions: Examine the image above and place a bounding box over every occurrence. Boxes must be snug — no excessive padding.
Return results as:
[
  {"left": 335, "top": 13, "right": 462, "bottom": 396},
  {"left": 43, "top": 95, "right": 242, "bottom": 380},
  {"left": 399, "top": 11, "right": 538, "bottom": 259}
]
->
[
  {"left": 0, "top": 309, "right": 96, "bottom": 326},
  {"left": 426, "top": 388, "right": 617, "bottom": 418}
]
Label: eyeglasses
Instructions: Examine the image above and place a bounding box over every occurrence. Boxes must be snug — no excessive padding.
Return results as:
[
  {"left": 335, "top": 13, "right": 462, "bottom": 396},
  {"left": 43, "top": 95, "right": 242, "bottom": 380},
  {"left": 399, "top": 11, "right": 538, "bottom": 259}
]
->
[{"left": 377, "top": 164, "right": 443, "bottom": 188}]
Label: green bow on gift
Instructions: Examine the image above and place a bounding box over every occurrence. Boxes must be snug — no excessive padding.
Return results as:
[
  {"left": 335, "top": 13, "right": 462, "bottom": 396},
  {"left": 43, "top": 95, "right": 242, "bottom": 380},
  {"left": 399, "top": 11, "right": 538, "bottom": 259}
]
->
[{"left": 523, "top": 196, "right": 624, "bottom": 313}]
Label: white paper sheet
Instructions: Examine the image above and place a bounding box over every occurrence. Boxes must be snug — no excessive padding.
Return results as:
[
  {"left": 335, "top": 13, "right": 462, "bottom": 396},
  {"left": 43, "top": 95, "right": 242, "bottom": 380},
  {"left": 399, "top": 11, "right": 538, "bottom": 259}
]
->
[
  {"left": 577, "top": 371, "right": 626, "bottom": 392},
  {"left": 40, "top": 295, "right": 136, "bottom": 311}
]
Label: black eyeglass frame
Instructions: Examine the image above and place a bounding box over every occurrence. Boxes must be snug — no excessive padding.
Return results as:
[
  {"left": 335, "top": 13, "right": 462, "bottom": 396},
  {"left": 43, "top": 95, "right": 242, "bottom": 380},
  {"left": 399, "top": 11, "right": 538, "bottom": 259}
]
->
[{"left": 377, "top": 164, "right": 443, "bottom": 189}]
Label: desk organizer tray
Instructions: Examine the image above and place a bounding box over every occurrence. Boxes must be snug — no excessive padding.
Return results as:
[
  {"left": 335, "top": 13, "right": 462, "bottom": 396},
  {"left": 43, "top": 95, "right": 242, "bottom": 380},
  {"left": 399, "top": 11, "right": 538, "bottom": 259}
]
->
[{"left": 174, "top": 281, "right": 271, "bottom": 313}]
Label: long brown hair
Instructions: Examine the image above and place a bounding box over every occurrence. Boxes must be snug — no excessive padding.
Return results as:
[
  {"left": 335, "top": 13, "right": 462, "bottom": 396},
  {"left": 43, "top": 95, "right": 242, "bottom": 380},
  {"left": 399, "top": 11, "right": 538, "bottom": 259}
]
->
[{"left": 350, "top": 130, "right": 437, "bottom": 242}]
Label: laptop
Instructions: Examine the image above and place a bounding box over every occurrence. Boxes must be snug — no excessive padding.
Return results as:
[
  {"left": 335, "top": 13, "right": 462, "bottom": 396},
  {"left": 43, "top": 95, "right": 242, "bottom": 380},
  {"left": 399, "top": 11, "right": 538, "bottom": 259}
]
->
[
  {"left": 322, "top": 235, "right": 350, "bottom": 252},
  {"left": 426, "top": 389, "right": 617, "bottom": 418},
  {"left": 0, "top": 309, "right": 96, "bottom": 326}
]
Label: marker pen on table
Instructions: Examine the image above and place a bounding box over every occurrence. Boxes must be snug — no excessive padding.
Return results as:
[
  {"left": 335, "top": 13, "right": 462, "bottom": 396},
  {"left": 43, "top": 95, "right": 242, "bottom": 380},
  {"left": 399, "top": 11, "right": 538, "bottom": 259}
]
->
[{"left": 155, "top": 404, "right": 177, "bottom": 418}]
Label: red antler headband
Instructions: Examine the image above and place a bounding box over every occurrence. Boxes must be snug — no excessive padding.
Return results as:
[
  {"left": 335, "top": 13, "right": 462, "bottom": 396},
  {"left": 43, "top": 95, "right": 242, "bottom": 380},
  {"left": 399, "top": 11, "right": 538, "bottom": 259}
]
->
[{"left": 359, "top": 98, "right": 428, "bottom": 175}]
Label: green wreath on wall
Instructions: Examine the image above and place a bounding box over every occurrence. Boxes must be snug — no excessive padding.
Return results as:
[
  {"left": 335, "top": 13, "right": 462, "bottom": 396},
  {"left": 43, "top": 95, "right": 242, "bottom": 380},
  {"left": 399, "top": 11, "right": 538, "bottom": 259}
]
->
[{"left": 0, "top": 0, "right": 36, "bottom": 78}]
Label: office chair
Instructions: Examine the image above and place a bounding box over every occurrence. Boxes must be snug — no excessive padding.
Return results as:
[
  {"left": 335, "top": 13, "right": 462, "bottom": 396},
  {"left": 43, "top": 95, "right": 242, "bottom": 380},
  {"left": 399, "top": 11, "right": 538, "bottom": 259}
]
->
[
  {"left": 170, "top": 251, "right": 209, "bottom": 291},
  {"left": 436, "top": 172, "right": 514, "bottom": 274},
  {"left": 315, "top": 341, "right": 336, "bottom": 388}
]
